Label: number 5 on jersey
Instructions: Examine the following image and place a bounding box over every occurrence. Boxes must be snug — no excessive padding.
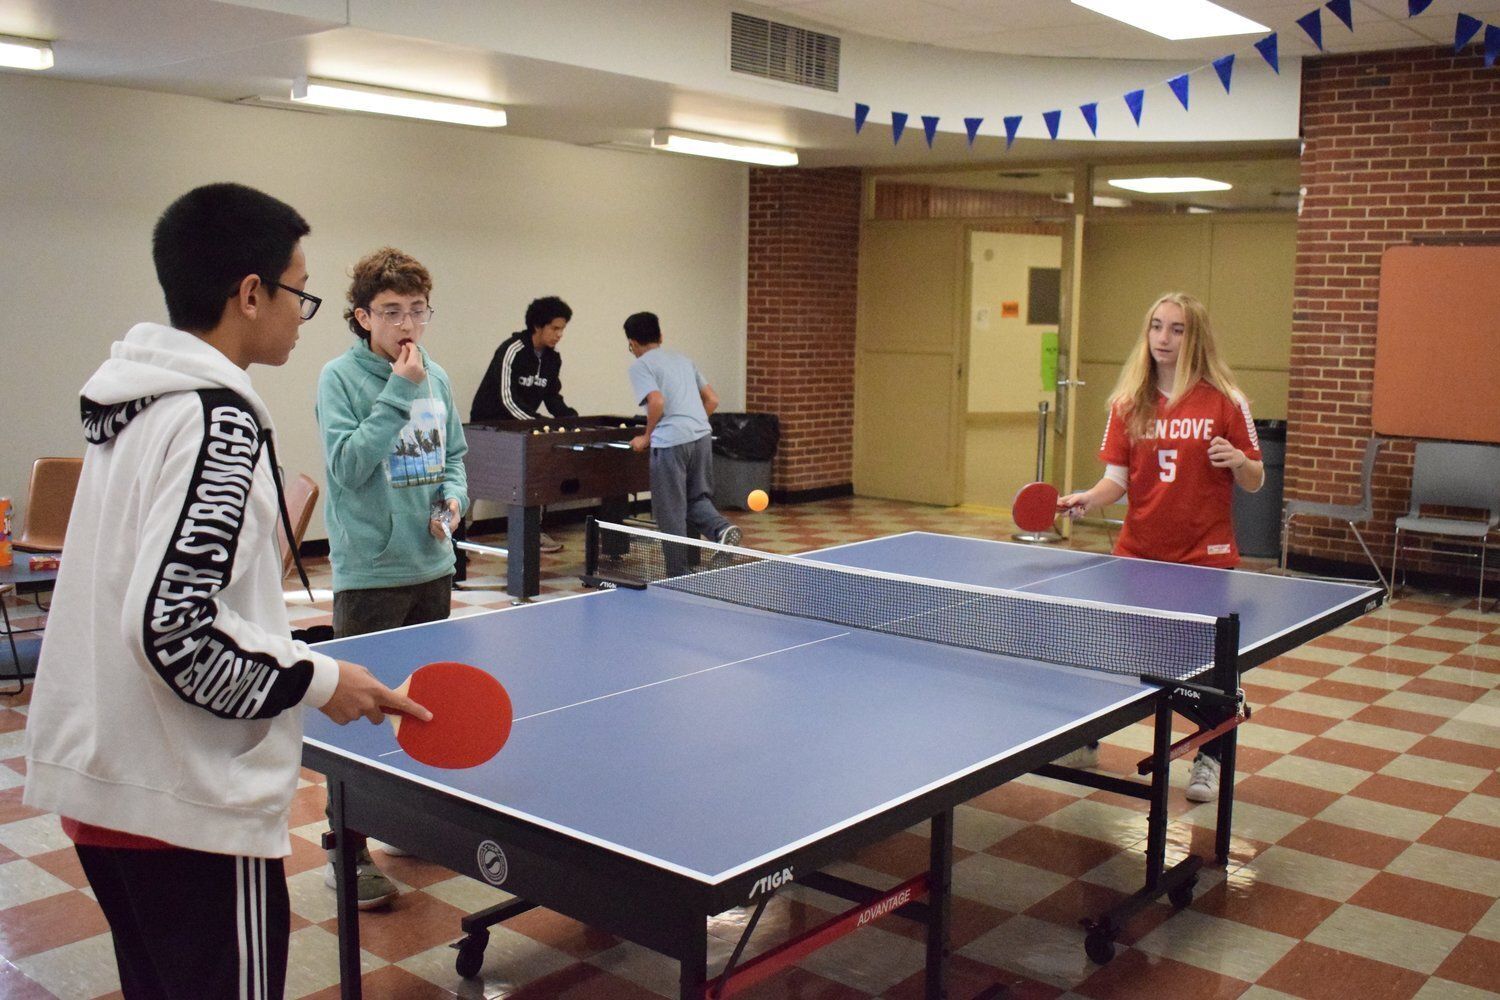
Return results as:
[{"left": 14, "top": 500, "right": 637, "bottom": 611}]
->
[{"left": 1158, "top": 449, "right": 1177, "bottom": 482}]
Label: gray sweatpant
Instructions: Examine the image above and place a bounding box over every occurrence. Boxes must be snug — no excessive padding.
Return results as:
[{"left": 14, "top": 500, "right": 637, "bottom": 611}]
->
[{"left": 650, "top": 435, "right": 731, "bottom": 574}]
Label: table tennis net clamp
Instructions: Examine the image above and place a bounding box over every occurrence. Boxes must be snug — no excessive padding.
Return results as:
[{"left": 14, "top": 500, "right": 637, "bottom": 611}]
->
[{"left": 584, "top": 518, "right": 1251, "bottom": 969}]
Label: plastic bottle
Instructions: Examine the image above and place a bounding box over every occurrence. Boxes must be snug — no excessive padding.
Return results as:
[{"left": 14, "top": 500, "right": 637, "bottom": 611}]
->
[{"left": 0, "top": 497, "right": 11, "bottom": 567}]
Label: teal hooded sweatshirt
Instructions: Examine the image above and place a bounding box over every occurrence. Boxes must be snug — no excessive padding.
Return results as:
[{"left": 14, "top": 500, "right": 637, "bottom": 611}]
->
[{"left": 316, "top": 340, "right": 469, "bottom": 592}]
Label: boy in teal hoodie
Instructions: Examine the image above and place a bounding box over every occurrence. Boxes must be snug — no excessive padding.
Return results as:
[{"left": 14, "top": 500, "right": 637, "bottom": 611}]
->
[{"left": 315, "top": 246, "right": 469, "bottom": 904}]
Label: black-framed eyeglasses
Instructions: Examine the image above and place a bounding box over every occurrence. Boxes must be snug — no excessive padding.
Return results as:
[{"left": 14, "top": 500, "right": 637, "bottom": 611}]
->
[{"left": 267, "top": 281, "right": 322, "bottom": 321}]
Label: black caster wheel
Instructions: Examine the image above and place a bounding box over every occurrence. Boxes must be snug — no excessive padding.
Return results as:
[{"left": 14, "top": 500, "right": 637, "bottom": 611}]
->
[
  {"left": 1169, "top": 875, "right": 1199, "bottom": 908},
  {"left": 454, "top": 932, "right": 489, "bottom": 978},
  {"left": 1084, "top": 931, "right": 1116, "bottom": 965}
]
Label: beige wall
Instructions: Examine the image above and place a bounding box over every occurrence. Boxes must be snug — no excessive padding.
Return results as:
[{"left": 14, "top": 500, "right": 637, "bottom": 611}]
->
[
  {"left": 966, "top": 232, "right": 1062, "bottom": 414},
  {"left": 1072, "top": 214, "right": 1295, "bottom": 489},
  {"left": 0, "top": 74, "right": 747, "bottom": 538}
]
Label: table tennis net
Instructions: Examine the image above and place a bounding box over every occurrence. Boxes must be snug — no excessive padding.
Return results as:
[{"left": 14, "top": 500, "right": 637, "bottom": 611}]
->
[{"left": 589, "top": 522, "right": 1222, "bottom": 682}]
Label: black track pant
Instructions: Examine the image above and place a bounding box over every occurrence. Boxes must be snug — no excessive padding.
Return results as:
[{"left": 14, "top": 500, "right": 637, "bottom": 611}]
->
[{"left": 76, "top": 845, "right": 289, "bottom": 1000}]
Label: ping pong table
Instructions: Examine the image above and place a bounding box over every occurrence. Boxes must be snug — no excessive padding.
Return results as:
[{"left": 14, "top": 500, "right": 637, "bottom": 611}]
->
[{"left": 304, "top": 525, "right": 1383, "bottom": 999}]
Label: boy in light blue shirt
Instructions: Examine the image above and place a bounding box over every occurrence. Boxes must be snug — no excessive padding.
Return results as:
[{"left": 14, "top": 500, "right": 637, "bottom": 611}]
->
[{"left": 625, "top": 312, "right": 739, "bottom": 571}]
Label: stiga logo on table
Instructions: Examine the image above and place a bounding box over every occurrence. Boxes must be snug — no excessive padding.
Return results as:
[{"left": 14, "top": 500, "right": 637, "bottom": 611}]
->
[
  {"left": 477, "top": 841, "right": 508, "bottom": 886},
  {"left": 749, "top": 866, "right": 793, "bottom": 898}
]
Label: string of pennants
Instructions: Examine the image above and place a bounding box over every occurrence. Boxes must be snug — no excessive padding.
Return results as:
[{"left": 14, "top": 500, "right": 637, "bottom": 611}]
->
[{"left": 853, "top": 0, "right": 1500, "bottom": 150}]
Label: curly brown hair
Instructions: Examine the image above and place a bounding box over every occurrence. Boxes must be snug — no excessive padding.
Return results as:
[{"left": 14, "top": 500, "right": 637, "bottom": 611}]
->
[{"left": 343, "top": 247, "right": 433, "bottom": 340}]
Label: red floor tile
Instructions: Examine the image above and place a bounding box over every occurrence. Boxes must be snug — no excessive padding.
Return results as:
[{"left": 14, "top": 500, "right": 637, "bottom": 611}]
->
[
  {"left": 0, "top": 889, "right": 110, "bottom": 959},
  {"left": 1349, "top": 774, "right": 1467, "bottom": 815},
  {"left": 1349, "top": 705, "right": 1447, "bottom": 735},
  {"left": 1249, "top": 706, "right": 1342, "bottom": 737},
  {"left": 1301, "top": 678, "right": 1389, "bottom": 704},
  {"left": 1075, "top": 947, "right": 1249, "bottom": 1000},
  {"left": 0, "top": 964, "right": 55, "bottom": 1000},
  {"left": 988, "top": 827, "right": 1121, "bottom": 879},
  {"left": 303, "top": 965, "right": 455, "bottom": 1000},
  {"left": 1418, "top": 817, "right": 1500, "bottom": 862},
  {"left": 508, "top": 908, "right": 621, "bottom": 960},
  {"left": 1233, "top": 775, "right": 1344, "bottom": 817},
  {"left": 1400, "top": 676, "right": 1487, "bottom": 703},
  {"left": 885, "top": 953, "right": 1065, "bottom": 1000},
  {"left": 969, "top": 783, "right": 1076, "bottom": 823},
  {"left": 1291, "top": 736, "right": 1401, "bottom": 773},
  {"left": 319, "top": 891, "right": 469, "bottom": 963},
  {"left": 1347, "top": 872, "right": 1494, "bottom": 934},
  {"left": 27, "top": 847, "right": 88, "bottom": 889},
  {"left": 1278, "top": 819, "right": 1411, "bottom": 869},
  {"left": 1407, "top": 734, "right": 1500, "bottom": 771},
  {"left": 1259, "top": 942, "right": 1425, "bottom": 1000},
  {"left": 508, "top": 962, "right": 689, "bottom": 999},
  {"left": 1432, "top": 935, "right": 1500, "bottom": 993},
  {"left": 1195, "top": 878, "right": 1341, "bottom": 938}
]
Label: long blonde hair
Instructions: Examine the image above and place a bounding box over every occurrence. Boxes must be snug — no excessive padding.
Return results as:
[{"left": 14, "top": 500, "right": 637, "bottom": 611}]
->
[{"left": 1109, "top": 292, "right": 1245, "bottom": 440}]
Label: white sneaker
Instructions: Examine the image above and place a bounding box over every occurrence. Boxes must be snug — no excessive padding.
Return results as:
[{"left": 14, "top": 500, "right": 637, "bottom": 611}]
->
[
  {"left": 717, "top": 525, "right": 742, "bottom": 547},
  {"left": 538, "top": 532, "right": 563, "bottom": 553},
  {"left": 1054, "top": 743, "right": 1100, "bottom": 769},
  {"left": 1185, "top": 751, "right": 1221, "bottom": 803}
]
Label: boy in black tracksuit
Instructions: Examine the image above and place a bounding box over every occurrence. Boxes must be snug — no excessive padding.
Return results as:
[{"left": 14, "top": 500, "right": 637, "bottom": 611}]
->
[
  {"left": 470, "top": 296, "right": 578, "bottom": 421},
  {"left": 467, "top": 296, "right": 577, "bottom": 557}
]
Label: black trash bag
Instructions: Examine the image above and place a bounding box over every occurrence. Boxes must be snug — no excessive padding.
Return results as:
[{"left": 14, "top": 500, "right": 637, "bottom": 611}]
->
[{"left": 709, "top": 412, "right": 781, "bottom": 462}]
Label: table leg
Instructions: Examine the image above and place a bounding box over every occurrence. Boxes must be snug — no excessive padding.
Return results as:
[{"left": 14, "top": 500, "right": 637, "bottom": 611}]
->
[
  {"left": 506, "top": 504, "right": 540, "bottom": 599},
  {"left": 324, "top": 779, "right": 363, "bottom": 1000},
  {"left": 677, "top": 920, "right": 708, "bottom": 1000},
  {"left": 927, "top": 808, "right": 953, "bottom": 999}
]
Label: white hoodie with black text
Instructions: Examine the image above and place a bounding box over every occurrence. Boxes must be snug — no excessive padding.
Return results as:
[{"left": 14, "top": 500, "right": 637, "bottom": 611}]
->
[{"left": 23, "top": 323, "right": 340, "bottom": 858}]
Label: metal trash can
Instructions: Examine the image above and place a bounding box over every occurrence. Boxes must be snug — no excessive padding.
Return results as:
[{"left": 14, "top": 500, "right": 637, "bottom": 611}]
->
[
  {"left": 709, "top": 413, "right": 780, "bottom": 510},
  {"left": 1233, "top": 419, "right": 1286, "bottom": 558}
]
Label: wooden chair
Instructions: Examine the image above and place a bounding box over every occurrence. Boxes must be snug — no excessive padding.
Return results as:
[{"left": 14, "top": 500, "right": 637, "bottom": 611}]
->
[
  {"left": 277, "top": 473, "right": 320, "bottom": 581},
  {"left": 14, "top": 457, "right": 83, "bottom": 553}
]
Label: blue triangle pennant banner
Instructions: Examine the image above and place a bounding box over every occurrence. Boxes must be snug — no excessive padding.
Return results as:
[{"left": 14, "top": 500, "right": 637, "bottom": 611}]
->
[
  {"left": 1298, "top": 9, "right": 1324, "bottom": 50},
  {"left": 1487, "top": 23, "right": 1500, "bottom": 66},
  {"left": 853, "top": 103, "right": 870, "bottom": 133},
  {"left": 1255, "top": 33, "right": 1280, "bottom": 73},
  {"left": 1043, "top": 110, "right": 1061, "bottom": 139},
  {"left": 1408, "top": 0, "right": 1435, "bottom": 15},
  {"left": 890, "top": 111, "right": 908, "bottom": 145},
  {"left": 1326, "top": 0, "right": 1353, "bottom": 31},
  {"left": 1003, "top": 115, "right": 1022, "bottom": 149},
  {"left": 1080, "top": 102, "right": 1099, "bottom": 135},
  {"left": 1455, "top": 13, "right": 1482, "bottom": 50},
  {"left": 1124, "top": 89, "right": 1145, "bottom": 124},
  {"left": 963, "top": 117, "right": 983, "bottom": 146},
  {"left": 1213, "top": 54, "right": 1235, "bottom": 92},
  {"left": 921, "top": 115, "right": 940, "bottom": 147},
  {"left": 1168, "top": 74, "right": 1190, "bottom": 109}
]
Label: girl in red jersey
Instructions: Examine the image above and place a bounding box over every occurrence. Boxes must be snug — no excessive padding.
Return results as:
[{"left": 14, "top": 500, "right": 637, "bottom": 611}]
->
[{"left": 1057, "top": 292, "right": 1264, "bottom": 801}]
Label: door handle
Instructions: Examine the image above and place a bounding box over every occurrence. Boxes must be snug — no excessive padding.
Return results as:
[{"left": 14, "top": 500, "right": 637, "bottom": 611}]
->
[{"left": 1056, "top": 378, "right": 1087, "bottom": 388}]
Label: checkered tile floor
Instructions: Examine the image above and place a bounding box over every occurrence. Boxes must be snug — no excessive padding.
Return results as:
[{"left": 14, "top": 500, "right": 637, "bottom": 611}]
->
[{"left": 3, "top": 497, "right": 1498, "bottom": 999}]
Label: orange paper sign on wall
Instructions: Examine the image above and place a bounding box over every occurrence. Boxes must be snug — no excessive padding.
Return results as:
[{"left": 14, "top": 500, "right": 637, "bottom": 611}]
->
[{"left": 1000, "top": 301, "right": 1020, "bottom": 319}]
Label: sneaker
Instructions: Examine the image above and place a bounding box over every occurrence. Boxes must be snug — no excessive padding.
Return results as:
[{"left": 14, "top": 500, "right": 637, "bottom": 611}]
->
[
  {"left": 717, "top": 525, "right": 742, "bottom": 548},
  {"left": 1053, "top": 742, "right": 1100, "bottom": 770},
  {"left": 1185, "top": 751, "right": 1221, "bottom": 803},
  {"left": 324, "top": 847, "right": 398, "bottom": 910},
  {"left": 538, "top": 532, "right": 563, "bottom": 553}
]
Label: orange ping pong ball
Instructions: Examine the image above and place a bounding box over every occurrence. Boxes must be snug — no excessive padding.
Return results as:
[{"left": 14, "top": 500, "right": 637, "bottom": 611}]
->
[{"left": 747, "top": 489, "right": 770, "bottom": 512}]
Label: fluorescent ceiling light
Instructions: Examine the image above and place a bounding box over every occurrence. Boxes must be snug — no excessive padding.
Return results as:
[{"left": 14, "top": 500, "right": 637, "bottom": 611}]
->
[
  {"left": 290, "top": 77, "right": 506, "bottom": 128},
  {"left": 1071, "top": 0, "right": 1267, "bottom": 40},
  {"left": 1108, "top": 176, "right": 1232, "bottom": 193},
  {"left": 651, "top": 129, "right": 798, "bottom": 167},
  {"left": 0, "top": 34, "right": 54, "bottom": 71}
]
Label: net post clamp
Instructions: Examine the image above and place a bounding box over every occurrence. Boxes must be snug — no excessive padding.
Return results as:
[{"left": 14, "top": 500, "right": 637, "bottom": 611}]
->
[{"left": 1140, "top": 674, "right": 1244, "bottom": 712}]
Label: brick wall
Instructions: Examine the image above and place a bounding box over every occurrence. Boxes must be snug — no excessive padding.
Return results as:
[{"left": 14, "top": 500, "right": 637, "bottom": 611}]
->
[
  {"left": 747, "top": 167, "right": 862, "bottom": 498},
  {"left": 1289, "top": 46, "right": 1500, "bottom": 581}
]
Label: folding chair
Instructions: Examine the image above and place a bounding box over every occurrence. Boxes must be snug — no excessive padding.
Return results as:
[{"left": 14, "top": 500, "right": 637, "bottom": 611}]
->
[
  {"left": 1281, "top": 437, "right": 1389, "bottom": 594},
  {"left": 1390, "top": 441, "right": 1500, "bottom": 610}
]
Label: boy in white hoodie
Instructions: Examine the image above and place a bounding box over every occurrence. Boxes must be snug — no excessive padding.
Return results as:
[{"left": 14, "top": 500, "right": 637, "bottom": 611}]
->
[{"left": 22, "top": 183, "right": 427, "bottom": 1000}]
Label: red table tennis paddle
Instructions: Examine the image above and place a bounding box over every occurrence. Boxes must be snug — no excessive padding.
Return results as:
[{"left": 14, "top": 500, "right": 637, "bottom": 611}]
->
[
  {"left": 1011, "top": 481, "right": 1063, "bottom": 533},
  {"left": 383, "top": 661, "right": 513, "bottom": 769}
]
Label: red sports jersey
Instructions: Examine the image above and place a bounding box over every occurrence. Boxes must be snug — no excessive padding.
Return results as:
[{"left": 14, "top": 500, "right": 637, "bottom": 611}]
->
[{"left": 1099, "top": 381, "right": 1261, "bottom": 568}]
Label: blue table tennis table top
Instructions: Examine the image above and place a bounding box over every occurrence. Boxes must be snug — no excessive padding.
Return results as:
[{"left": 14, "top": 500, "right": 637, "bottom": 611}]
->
[{"left": 303, "top": 531, "right": 1380, "bottom": 886}]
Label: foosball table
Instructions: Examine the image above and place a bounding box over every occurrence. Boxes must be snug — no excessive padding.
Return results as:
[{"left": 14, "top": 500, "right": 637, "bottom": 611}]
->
[{"left": 462, "top": 415, "right": 648, "bottom": 598}]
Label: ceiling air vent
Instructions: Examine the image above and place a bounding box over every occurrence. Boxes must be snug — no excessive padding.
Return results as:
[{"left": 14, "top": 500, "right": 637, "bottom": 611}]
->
[{"left": 730, "top": 12, "right": 840, "bottom": 92}]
